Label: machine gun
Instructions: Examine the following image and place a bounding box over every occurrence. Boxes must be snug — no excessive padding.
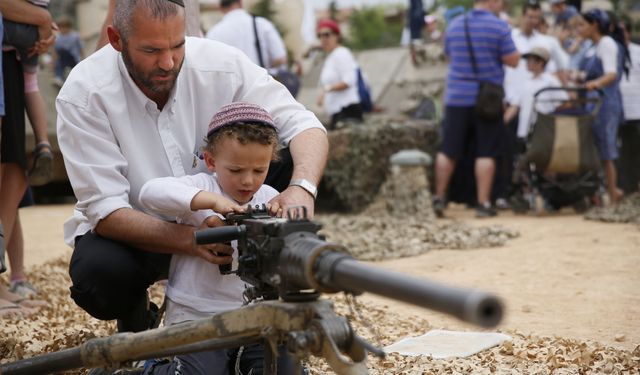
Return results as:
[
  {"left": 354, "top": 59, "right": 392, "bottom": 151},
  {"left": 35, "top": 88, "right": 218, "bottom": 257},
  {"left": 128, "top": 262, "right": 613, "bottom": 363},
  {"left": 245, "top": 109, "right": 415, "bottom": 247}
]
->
[{"left": 1, "top": 206, "right": 503, "bottom": 375}]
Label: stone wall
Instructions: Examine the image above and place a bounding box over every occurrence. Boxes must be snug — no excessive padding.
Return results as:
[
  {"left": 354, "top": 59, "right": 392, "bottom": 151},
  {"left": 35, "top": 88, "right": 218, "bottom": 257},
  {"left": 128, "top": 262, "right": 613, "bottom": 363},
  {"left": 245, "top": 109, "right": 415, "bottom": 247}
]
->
[{"left": 317, "top": 117, "right": 439, "bottom": 212}]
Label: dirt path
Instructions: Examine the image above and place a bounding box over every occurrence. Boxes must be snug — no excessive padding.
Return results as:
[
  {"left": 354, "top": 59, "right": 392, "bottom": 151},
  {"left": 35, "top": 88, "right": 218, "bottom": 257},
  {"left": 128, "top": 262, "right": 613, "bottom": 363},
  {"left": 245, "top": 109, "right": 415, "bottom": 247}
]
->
[{"left": 16, "top": 203, "right": 640, "bottom": 353}]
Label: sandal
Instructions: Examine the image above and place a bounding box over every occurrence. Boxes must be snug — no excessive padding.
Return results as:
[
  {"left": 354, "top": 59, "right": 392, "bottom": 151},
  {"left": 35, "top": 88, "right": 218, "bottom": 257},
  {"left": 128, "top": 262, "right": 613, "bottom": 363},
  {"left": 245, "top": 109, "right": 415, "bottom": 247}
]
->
[
  {"left": 29, "top": 142, "right": 54, "bottom": 186},
  {"left": 11, "top": 297, "right": 46, "bottom": 309},
  {"left": 0, "top": 299, "right": 36, "bottom": 318},
  {"left": 9, "top": 279, "right": 39, "bottom": 298}
]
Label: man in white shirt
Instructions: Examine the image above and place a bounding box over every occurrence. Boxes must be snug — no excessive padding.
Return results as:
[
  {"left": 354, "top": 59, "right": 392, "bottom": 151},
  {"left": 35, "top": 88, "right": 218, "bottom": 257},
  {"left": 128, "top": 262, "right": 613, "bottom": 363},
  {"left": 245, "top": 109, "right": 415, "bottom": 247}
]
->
[
  {"left": 205, "top": 0, "right": 287, "bottom": 73},
  {"left": 56, "top": 0, "right": 327, "bottom": 334},
  {"left": 504, "top": 2, "right": 569, "bottom": 105}
]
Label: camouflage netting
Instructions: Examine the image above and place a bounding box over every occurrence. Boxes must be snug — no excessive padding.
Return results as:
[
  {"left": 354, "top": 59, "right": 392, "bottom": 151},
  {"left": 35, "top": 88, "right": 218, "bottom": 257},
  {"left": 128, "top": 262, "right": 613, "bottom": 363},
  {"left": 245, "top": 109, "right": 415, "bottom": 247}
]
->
[
  {"left": 308, "top": 295, "right": 640, "bottom": 374},
  {"left": 2, "top": 257, "right": 639, "bottom": 374},
  {"left": 318, "top": 117, "right": 439, "bottom": 212},
  {"left": 317, "top": 161, "right": 518, "bottom": 261},
  {"left": 584, "top": 193, "right": 640, "bottom": 224}
]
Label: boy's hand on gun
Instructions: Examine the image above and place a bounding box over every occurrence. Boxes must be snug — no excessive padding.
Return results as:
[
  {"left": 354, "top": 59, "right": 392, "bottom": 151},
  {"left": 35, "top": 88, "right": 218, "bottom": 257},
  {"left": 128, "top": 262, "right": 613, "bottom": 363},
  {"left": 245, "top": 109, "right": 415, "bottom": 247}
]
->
[{"left": 191, "top": 191, "right": 245, "bottom": 215}]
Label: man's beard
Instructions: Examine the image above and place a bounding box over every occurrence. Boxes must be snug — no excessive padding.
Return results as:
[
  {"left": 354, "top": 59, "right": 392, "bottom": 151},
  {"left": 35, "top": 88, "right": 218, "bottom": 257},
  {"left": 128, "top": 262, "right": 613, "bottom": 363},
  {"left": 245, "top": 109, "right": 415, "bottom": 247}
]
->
[{"left": 121, "top": 43, "right": 183, "bottom": 96}]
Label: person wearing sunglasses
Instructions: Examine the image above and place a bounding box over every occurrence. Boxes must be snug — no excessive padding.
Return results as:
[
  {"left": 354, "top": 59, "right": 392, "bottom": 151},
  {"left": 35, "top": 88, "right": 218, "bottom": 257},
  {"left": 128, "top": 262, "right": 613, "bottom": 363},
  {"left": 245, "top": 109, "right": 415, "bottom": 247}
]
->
[{"left": 316, "top": 19, "right": 363, "bottom": 129}]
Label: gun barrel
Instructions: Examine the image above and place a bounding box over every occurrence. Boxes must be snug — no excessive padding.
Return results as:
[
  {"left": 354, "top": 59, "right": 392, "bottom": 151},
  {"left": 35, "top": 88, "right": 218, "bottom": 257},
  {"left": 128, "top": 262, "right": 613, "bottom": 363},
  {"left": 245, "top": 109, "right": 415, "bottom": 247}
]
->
[
  {"left": 319, "top": 254, "right": 502, "bottom": 327},
  {"left": 194, "top": 225, "right": 246, "bottom": 245}
]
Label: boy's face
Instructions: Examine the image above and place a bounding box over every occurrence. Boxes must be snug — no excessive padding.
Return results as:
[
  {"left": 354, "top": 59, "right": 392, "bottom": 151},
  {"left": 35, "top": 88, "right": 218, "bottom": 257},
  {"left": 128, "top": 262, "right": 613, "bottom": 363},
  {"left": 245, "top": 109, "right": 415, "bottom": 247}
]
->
[
  {"left": 204, "top": 138, "right": 273, "bottom": 205},
  {"left": 526, "top": 56, "right": 545, "bottom": 73}
]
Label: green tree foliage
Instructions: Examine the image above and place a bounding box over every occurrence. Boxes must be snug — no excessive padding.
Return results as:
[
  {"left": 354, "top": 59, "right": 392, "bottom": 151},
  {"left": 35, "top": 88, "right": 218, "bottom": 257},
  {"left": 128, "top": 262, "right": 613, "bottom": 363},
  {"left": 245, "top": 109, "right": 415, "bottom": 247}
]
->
[
  {"left": 347, "top": 7, "right": 405, "bottom": 50},
  {"left": 441, "top": 0, "right": 473, "bottom": 11}
]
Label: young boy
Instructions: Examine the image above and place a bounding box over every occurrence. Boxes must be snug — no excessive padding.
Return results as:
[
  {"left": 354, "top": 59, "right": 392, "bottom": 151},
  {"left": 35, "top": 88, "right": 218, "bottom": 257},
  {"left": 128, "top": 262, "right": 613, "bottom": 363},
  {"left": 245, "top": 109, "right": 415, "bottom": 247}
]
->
[
  {"left": 504, "top": 46, "right": 569, "bottom": 141},
  {"left": 138, "top": 102, "right": 298, "bottom": 374}
]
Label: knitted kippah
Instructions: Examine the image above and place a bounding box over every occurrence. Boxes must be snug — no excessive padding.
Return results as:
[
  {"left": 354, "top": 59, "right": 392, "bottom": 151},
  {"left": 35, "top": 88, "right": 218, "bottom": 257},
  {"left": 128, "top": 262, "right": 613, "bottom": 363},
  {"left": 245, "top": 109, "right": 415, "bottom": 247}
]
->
[{"left": 207, "top": 102, "right": 276, "bottom": 137}]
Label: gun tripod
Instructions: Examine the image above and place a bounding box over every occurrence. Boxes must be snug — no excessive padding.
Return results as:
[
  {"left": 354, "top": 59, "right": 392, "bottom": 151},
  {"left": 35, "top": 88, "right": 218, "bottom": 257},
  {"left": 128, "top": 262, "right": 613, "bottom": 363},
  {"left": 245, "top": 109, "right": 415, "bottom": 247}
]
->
[{"left": 1, "top": 299, "right": 377, "bottom": 375}]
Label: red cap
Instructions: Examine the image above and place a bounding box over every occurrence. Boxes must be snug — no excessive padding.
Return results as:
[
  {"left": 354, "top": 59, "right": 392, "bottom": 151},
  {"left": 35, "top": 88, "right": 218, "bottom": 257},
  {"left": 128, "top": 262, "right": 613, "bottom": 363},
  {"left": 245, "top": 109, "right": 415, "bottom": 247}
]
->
[{"left": 317, "top": 19, "right": 340, "bottom": 36}]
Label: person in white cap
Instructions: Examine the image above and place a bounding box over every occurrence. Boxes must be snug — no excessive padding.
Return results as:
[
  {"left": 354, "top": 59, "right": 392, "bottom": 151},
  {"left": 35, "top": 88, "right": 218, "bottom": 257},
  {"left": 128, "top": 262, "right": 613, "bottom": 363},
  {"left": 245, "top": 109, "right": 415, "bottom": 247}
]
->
[{"left": 504, "top": 46, "right": 568, "bottom": 140}]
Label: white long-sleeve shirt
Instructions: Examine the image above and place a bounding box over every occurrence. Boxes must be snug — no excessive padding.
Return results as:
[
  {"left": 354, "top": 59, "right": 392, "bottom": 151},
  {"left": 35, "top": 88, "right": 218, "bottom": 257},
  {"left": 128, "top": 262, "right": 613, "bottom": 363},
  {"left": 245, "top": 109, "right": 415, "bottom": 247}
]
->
[
  {"left": 56, "top": 37, "right": 324, "bottom": 247},
  {"left": 205, "top": 9, "right": 287, "bottom": 72},
  {"left": 138, "top": 173, "right": 278, "bottom": 324},
  {"left": 514, "top": 72, "right": 568, "bottom": 138},
  {"left": 504, "top": 28, "right": 569, "bottom": 105},
  {"left": 319, "top": 46, "right": 361, "bottom": 116}
]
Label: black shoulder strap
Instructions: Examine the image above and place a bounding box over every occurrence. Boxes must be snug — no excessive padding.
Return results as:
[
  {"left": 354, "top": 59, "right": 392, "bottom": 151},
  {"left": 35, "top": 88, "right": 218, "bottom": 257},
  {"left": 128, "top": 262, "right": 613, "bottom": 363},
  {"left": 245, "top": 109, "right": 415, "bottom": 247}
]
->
[
  {"left": 252, "top": 15, "right": 265, "bottom": 68},
  {"left": 464, "top": 14, "right": 479, "bottom": 77}
]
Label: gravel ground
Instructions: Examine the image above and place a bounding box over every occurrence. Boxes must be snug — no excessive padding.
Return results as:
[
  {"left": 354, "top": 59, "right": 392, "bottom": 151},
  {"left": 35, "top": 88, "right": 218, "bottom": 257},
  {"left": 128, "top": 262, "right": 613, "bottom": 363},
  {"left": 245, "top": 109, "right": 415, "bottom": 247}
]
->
[
  {"left": 585, "top": 193, "right": 640, "bottom": 224},
  {"left": 1, "top": 257, "right": 638, "bottom": 374}
]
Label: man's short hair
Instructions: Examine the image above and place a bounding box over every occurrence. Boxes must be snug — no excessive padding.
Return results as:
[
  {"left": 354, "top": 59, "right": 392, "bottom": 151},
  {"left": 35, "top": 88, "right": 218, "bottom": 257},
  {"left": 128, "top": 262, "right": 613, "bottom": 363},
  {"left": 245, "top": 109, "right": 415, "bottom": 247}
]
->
[
  {"left": 113, "top": 0, "right": 184, "bottom": 41},
  {"left": 220, "top": 0, "right": 240, "bottom": 8},
  {"left": 523, "top": 1, "right": 541, "bottom": 15}
]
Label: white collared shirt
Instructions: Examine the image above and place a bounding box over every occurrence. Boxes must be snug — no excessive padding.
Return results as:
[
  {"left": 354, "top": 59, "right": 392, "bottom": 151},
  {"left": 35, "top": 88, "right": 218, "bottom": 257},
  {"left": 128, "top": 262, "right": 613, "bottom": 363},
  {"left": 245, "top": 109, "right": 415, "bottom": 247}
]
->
[
  {"left": 515, "top": 72, "right": 568, "bottom": 138},
  {"left": 56, "top": 37, "right": 324, "bottom": 247},
  {"left": 620, "top": 43, "right": 640, "bottom": 121},
  {"left": 205, "top": 8, "right": 287, "bottom": 72},
  {"left": 319, "top": 46, "right": 360, "bottom": 116},
  {"left": 504, "top": 28, "right": 569, "bottom": 105},
  {"left": 138, "top": 173, "right": 278, "bottom": 323}
]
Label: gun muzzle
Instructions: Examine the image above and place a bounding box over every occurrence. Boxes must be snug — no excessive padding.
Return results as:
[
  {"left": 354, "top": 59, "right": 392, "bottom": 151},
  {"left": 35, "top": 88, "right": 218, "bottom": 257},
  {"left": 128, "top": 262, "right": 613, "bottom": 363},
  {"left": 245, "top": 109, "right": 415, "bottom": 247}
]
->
[{"left": 282, "top": 233, "right": 503, "bottom": 328}]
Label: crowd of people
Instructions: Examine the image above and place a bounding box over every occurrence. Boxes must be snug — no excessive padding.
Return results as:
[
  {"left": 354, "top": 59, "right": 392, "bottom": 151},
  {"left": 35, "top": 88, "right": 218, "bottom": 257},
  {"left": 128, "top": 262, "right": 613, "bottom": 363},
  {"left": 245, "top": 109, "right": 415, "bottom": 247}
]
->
[
  {"left": 0, "top": 0, "right": 638, "bottom": 373},
  {"left": 430, "top": 0, "right": 638, "bottom": 218}
]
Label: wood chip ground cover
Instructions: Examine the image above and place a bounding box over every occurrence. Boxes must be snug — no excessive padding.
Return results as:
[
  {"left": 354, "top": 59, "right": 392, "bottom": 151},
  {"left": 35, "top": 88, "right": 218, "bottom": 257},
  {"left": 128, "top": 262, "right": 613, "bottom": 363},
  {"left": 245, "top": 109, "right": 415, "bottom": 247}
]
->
[{"left": 1, "top": 256, "right": 638, "bottom": 374}]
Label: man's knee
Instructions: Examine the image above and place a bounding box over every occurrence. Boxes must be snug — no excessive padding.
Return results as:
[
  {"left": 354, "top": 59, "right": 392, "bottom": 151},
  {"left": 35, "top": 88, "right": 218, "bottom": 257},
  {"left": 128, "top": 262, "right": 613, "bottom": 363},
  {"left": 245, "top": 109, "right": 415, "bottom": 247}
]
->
[{"left": 69, "top": 233, "right": 150, "bottom": 320}]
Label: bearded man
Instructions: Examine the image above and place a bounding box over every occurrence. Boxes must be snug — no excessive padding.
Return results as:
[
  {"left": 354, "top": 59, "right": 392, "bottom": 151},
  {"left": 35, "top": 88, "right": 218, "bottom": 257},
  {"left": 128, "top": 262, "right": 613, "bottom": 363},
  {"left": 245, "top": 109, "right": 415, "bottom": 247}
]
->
[{"left": 56, "top": 0, "right": 326, "bottom": 341}]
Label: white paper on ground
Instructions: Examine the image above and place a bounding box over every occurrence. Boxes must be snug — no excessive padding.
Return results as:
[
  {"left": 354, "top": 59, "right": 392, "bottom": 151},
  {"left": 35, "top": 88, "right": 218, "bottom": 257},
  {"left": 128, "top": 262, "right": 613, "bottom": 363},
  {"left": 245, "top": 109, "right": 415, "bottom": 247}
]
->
[{"left": 384, "top": 329, "right": 512, "bottom": 359}]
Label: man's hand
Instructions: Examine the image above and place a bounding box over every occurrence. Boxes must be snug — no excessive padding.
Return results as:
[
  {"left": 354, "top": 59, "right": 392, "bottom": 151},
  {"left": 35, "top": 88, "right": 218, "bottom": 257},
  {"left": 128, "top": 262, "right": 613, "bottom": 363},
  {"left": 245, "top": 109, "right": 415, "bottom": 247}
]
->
[
  {"left": 268, "top": 185, "right": 315, "bottom": 218},
  {"left": 191, "top": 215, "right": 234, "bottom": 264}
]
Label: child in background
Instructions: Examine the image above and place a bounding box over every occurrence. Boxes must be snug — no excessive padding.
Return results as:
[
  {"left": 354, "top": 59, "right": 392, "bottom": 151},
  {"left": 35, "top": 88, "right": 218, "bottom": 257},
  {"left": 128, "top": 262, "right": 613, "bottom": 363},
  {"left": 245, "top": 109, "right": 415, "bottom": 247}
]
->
[
  {"left": 2, "top": 4, "right": 56, "bottom": 186},
  {"left": 52, "top": 15, "right": 82, "bottom": 88},
  {"left": 138, "top": 102, "right": 299, "bottom": 374},
  {"left": 504, "top": 47, "right": 569, "bottom": 142}
]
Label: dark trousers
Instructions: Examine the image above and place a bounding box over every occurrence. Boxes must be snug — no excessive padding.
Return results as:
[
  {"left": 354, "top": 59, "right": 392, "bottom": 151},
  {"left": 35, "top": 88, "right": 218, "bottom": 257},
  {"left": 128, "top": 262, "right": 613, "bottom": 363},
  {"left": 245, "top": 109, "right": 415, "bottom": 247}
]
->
[
  {"left": 69, "top": 231, "right": 171, "bottom": 330},
  {"left": 265, "top": 147, "right": 293, "bottom": 193},
  {"left": 146, "top": 343, "right": 302, "bottom": 375},
  {"left": 617, "top": 120, "right": 640, "bottom": 194},
  {"left": 69, "top": 148, "right": 294, "bottom": 332},
  {"left": 408, "top": 0, "right": 425, "bottom": 40},
  {"left": 54, "top": 49, "right": 79, "bottom": 79},
  {"left": 330, "top": 103, "right": 363, "bottom": 129}
]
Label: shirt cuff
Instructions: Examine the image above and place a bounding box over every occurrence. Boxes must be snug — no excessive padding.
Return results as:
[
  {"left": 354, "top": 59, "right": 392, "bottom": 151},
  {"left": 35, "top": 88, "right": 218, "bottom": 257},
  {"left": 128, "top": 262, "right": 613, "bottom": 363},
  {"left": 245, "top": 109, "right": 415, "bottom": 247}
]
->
[{"left": 85, "top": 195, "right": 133, "bottom": 229}]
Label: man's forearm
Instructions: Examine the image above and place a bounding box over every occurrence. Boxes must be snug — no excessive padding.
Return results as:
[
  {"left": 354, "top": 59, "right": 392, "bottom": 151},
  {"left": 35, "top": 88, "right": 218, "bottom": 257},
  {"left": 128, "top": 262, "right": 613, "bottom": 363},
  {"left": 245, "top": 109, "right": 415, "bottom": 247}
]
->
[
  {"left": 95, "top": 208, "right": 195, "bottom": 255},
  {"left": 0, "top": 0, "right": 51, "bottom": 26},
  {"left": 288, "top": 128, "right": 328, "bottom": 186}
]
